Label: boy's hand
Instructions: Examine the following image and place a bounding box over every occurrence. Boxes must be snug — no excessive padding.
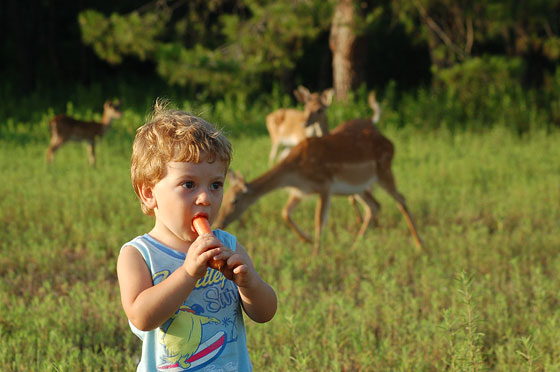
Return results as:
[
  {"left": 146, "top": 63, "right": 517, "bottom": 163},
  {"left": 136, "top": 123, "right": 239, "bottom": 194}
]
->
[
  {"left": 184, "top": 234, "right": 230, "bottom": 279},
  {"left": 219, "top": 250, "right": 256, "bottom": 288}
]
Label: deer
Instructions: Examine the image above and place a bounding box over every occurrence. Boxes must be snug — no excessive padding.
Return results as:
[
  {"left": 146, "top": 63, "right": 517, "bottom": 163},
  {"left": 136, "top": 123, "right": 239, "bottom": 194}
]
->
[
  {"left": 214, "top": 117, "right": 423, "bottom": 255},
  {"left": 266, "top": 86, "right": 334, "bottom": 166},
  {"left": 46, "top": 99, "right": 122, "bottom": 165}
]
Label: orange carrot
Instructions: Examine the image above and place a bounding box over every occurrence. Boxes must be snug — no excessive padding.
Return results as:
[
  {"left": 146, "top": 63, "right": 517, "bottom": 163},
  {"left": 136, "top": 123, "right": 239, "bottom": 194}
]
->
[
  {"left": 192, "top": 216, "right": 213, "bottom": 235},
  {"left": 192, "top": 216, "right": 225, "bottom": 271}
]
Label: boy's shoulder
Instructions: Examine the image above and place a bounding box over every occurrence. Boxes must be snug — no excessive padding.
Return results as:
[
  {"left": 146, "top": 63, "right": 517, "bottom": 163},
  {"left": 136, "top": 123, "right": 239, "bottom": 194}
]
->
[{"left": 121, "top": 234, "right": 151, "bottom": 252}]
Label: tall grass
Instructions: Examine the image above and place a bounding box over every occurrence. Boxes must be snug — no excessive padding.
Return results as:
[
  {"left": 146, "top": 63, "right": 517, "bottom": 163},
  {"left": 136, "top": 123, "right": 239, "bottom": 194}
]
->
[{"left": 0, "top": 89, "right": 559, "bottom": 371}]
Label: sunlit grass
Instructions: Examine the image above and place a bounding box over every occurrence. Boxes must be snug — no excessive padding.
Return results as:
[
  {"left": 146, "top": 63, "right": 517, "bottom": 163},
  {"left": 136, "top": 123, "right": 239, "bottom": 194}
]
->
[{"left": 1, "top": 104, "right": 559, "bottom": 371}]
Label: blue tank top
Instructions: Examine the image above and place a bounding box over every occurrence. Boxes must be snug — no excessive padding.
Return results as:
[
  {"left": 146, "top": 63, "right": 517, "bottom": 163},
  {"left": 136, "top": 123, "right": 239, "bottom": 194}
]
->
[{"left": 122, "top": 230, "right": 252, "bottom": 372}]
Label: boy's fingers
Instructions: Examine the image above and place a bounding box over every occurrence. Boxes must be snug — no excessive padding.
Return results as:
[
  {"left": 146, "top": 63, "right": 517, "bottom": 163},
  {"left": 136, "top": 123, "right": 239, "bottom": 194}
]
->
[
  {"left": 201, "top": 247, "right": 222, "bottom": 263},
  {"left": 224, "top": 253, "right": 243, "bottom": 267},
  {"left": 196, "top": 235, "right": 223, "bottom": 247},
  {"left": 233, "top": 264, "right": 248, "bottom": 275},
  {"left": 192, "top": 236, "right": 225, "bottom": 257},
  {"left": 210, "top": 247, "right": 234, "bottom": 261}
]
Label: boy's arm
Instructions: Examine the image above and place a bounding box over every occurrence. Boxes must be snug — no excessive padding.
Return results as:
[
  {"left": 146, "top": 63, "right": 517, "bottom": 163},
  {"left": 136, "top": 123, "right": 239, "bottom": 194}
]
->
[
  {"left": 117, "top": 245, "right": 198, "bottom": 331},
  {"left": 233, "top": 242, "right": 277, "bottom": 323}
]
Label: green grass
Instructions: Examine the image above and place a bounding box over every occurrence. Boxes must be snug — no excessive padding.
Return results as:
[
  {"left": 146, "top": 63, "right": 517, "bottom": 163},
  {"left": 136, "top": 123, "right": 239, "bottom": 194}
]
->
[{"left": 1, "top": 100, "right": 559, "bottom": 371}]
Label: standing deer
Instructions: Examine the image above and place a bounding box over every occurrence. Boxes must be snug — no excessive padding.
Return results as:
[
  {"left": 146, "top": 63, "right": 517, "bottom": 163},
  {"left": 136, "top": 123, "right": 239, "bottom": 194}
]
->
[
  {"left": 266, "top": 86, "right": 334, "bottom": 166},
  {"left": 46, "top": 100, "right": 122, "bottom": 165},
  {"left": 215, "top": 118, "right": 423, "bottom": 255}
]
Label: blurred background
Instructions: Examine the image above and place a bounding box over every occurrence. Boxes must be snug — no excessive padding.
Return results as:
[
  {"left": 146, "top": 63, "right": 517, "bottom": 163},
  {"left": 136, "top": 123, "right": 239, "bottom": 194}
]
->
[
  {"left": 1, "top": 0, "right": 559, "bottom": 132},
  {"left": 1, "top": 2, "right": 560, "bottom": 370}
]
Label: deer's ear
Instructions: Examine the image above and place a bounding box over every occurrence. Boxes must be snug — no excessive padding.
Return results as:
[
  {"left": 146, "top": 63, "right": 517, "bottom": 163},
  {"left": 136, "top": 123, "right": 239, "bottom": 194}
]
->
[
  {"left": 322, "top": 88, "right": 334, "bottom": 106},
  {"left": 235, "top": 170, "right": 248, "bottom": 185},
  {"left": 139, "top": 183, "right": 157, "bottom": 209},
  {"left": 226, "top": 170, "right": 236, "bottom": 182},
  {"left": 294, "top": 86, "right": 310, "bottom": 103},
  {"left": 227, "top": 170, "right": 248, "bottom": 191},
  {"left": 227, "top": 170, "right": 240, "bottom": 182}
]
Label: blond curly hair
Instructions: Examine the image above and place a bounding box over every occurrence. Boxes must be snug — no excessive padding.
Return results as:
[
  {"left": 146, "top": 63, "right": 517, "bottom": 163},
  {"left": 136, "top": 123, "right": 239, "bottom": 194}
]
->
[{"left": 131, "top": 99, "right": 232, "bottom": 216}]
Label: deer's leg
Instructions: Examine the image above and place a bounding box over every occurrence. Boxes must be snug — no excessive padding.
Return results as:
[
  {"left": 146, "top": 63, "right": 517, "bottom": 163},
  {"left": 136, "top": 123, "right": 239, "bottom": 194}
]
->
[
  {"left": 268, "top": 142, "right": 280, "bottom": 166},
  {"left": 46, "top": 137, "right": 64, "bottom": 162},
  {"left": 353, "top": 191, "right": 381, "bottom": 238},
  {"left": 313, "top": 191, "right": 331, "bottom": 256},
  {"left": 365, "top": 190, "right": 381, "bottom": 227},
  {"left": 348, "top": 196, "right": 363, "bottom": 225},
  {"left": 378, "top": 169, "right": 423, "bottom": 251},
  {"left": 277, "top": 147, "right": 292, "bottom": 162},
  {"left": 87, "top": 140, "right": 96, "bottom": 166},
  {"left": 282, "top": 190, "right": 312, "bottom": 244}
]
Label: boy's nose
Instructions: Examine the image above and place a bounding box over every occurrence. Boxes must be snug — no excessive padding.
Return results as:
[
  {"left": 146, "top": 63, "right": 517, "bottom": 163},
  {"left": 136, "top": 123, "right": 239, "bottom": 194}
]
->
[{"left": 195, "top": 190, "right": 211, "bottom": 205}]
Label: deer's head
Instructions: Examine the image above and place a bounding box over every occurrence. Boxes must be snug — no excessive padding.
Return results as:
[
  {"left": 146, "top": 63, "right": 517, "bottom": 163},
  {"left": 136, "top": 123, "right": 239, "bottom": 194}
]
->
[
  {"left": 294, "top": 86, "right": 334, "bottom": 136},
  {"left": 214, "top": 171, "right": 250, "bottom": 229},
  {"left": 103, "top": 99, "right": 123, "bottom": 123}
]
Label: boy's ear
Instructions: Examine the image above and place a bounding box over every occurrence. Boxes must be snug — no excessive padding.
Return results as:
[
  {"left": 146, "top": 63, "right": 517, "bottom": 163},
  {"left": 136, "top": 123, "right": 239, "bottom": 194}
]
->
[{"left": 139, "top": 183, "right": 157, "bottom": 209}]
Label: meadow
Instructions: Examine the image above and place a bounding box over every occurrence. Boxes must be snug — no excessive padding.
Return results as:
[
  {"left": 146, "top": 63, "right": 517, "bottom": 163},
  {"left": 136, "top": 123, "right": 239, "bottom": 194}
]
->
[{"left": 0, "top": 90, "right": 559, "bottom": 371}]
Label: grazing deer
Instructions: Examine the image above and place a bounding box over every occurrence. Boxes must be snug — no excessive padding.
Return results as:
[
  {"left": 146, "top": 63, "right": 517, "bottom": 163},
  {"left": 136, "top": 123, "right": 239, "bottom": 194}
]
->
[
  {"left": 215, "top": 118, "right": 423, "bottom": 255},
  {"left": 266, "top": 86, "right": 334, "bottom": 166},
  {"left": 46, "top": 100, "right": 122, "bottom": 165}
]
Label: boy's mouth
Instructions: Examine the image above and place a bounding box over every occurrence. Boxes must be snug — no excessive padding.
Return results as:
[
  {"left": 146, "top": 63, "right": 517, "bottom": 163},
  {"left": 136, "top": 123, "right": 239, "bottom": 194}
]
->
[
  {"left": 191, "top": 213, "right": 209, "bottom": 233},
  {"left": 192, "top": 212, "right": 209, "bottom": 220}
]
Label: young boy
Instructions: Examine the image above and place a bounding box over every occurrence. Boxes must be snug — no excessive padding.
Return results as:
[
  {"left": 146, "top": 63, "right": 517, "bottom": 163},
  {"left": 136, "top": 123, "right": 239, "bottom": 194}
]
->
[{"left": 117, "top": 100, "right": 277, "bottom": 371}]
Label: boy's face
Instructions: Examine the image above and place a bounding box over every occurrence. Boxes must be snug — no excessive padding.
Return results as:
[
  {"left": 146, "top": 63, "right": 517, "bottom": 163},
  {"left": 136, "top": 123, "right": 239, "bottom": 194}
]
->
[{"left": 149, "top": 158, "right": 227, "bottom": 246}]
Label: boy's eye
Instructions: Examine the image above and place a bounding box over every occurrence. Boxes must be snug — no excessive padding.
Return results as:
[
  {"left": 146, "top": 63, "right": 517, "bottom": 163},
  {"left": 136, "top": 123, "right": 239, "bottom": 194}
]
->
[
  {"left": 210, "top": 182, "right": 223, "bottom": 190},
  {"left": 182, "top": 181, "right": 195, "bottom": 189}
]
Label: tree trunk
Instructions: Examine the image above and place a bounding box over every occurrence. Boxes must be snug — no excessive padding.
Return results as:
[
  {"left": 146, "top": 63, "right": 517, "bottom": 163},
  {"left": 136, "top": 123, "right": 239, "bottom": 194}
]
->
[{"left": 329, "top": 0, "right": 358, "bottom": 102}]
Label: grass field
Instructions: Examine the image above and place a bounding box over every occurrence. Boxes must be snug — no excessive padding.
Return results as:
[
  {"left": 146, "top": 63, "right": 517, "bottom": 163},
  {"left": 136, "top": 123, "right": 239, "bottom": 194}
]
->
[{"left": 0, "top": 99, "right": 559, "bottom": 371}]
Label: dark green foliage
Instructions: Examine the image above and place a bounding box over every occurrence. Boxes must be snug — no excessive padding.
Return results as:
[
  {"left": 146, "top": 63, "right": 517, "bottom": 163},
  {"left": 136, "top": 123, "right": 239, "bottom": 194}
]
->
[
  {"left": 2, "top": 0, "right": 560, "bottom": 100},
  {"left": 79, "top": 10, "right": 168, "bottom": 65},
  {"left": 76, "top": 1, "right": 334, "bottom": 95}
]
